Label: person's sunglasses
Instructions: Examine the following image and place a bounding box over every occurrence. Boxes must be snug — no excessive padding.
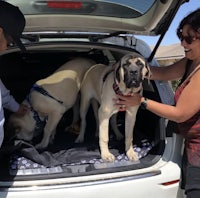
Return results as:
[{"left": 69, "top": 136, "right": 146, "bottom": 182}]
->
[{"left": 179, "top": 35, "right": 197, "bottom": 44}]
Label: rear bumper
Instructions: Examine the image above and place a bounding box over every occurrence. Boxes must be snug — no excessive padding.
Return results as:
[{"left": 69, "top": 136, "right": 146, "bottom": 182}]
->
[{"left": 0, "top": 160, "right": 182, "bottom": 198}]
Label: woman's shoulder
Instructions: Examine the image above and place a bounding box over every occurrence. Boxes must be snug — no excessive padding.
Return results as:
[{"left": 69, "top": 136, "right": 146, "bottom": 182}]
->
[
  {"left": 187, "top": 66, "right": 200, "bottom": 87},
  {"left": 191, "top": 66, "right": 200, "bottom": 78},
  {"left": 169, "top": 57, "right": 188, "bottom": 78}
]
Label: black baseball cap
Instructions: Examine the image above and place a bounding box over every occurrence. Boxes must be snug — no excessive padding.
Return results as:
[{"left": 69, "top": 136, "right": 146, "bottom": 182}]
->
[{"left": 0, "top": 1, "right": 26, "bottom": 51}]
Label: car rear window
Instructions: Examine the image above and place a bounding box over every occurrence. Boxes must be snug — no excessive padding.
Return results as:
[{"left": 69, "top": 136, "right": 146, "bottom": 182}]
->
[{"left": 6, "top": 0, "right": 155, "bottom": 18}]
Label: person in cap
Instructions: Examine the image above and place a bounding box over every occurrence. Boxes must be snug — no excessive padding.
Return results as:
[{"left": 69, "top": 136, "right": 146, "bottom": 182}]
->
[
  {"left": 0, "top": 0, "right": 26, "bottom": 51},
  {"left": 0, "top": 1, "right": 28, "bottom": 148}
]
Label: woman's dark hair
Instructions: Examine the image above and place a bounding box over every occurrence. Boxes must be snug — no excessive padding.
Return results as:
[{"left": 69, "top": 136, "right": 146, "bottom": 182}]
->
[{"left": 177, "top": 8, "right": 200, "bottom": 38}]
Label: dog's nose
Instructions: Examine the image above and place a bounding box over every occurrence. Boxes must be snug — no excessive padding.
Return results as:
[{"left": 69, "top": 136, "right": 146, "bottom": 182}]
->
[{"left": 126, "top": 80, "right": 140, "bottom": 88}]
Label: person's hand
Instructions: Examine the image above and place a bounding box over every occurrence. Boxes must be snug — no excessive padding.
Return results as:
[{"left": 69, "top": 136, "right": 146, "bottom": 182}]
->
[
  {"left": 113, "top": 93, "right": 142, "bottom": 111},
  {"left": 15, "top": 104, "right": 29, "bottom": 116}
]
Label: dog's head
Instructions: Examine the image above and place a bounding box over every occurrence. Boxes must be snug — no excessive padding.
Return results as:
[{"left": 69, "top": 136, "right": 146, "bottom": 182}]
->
[
  {"left": 6, "top": 108, "right": 37, "bottom": 142},
  {"left": 114, "top": 52, "right": 150, "bottom": 94}
]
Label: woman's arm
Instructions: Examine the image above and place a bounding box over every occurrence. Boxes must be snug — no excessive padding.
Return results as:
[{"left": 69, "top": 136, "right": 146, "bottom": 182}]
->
[
  {"left": 149, "top": 57, "right": 187, "bottom": 81},
  {"left": 0, "top": 79, "right": 19, "bottom": 112},
  {"left": 0, "top": 79, "right": 29, "bottom": 115}
]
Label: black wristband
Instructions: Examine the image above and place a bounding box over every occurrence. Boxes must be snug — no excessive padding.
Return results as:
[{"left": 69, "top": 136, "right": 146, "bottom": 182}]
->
[{"left": 140, "top": 98, "right": 148, "bottom": 110}]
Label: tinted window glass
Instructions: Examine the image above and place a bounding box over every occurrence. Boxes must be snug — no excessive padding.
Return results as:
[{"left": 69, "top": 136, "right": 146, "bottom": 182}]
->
[{"left": 6, "top": 0, "right": 156, "bottom": 18}]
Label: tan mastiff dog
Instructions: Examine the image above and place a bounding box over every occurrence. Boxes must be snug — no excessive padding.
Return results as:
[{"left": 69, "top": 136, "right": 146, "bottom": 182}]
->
[
  {"left": 76, "top": 53, "right": 150, "bottom": 162},
  {"left": 8, "top": 57, "right": 95, "bottom": 149}
]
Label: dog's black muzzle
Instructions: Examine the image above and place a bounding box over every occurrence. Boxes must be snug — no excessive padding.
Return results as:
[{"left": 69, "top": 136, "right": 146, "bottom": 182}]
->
[
  {"left": 123, "top": 63, "right": 143, "bottom": 88},
  {"left": 126, "top": 80, "right": 141, "bottom": 88},
  {"left": 126, "top": 79, "right": 141, "bottom": 88},
  {"left": 125, "top": 71, "right": 142, "bottom": 88}
]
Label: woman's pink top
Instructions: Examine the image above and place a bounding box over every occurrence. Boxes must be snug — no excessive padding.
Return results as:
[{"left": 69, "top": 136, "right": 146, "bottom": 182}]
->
[{"left": 174, "top": 65, "right": 200, "bottom": 166}]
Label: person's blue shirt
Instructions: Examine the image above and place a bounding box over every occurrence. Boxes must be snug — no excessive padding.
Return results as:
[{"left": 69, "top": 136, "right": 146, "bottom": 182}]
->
[{"left": 0, "top": 79, "right": 19, "bottom": 147}]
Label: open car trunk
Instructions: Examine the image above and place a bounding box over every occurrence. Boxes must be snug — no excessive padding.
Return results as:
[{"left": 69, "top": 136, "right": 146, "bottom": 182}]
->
[{"left": 0, "top": 42, "right": 166, "bottom": 182}]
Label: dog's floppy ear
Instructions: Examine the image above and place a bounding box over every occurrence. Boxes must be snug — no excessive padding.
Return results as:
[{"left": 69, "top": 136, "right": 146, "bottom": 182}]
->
[
  {"left": 113, "top": 61, "right": 121, "bottom": 83},
  {"left": 140, "top": 58, "right": 151, "bottom": 80},
  {"left": 135, "top": 56, "right": 151, "bottom": 80},
  {"left": 144, "top": 61, "right": 152, "bottom": 79},
  {"left": 5, "top": 119, "right": 21, "bottom": 140}
]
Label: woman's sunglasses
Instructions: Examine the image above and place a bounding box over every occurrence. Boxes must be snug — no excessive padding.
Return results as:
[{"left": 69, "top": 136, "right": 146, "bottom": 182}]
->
[{"left": 178, "top": 35, "right": 197, "bottom": 44}]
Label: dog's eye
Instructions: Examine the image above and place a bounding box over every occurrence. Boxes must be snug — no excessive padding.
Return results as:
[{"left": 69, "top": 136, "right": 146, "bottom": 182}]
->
[{"left": 136, "top": 59, "right": 144, "bottom": 66}]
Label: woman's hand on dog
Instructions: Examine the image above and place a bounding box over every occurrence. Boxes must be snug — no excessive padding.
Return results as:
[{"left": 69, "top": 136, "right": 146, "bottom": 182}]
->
[
  {"left": 113, "top": 93, "right": 142, "bottom": 110},
  {"left": 16, "top": 104, "right": 30, "bottom": 116}
]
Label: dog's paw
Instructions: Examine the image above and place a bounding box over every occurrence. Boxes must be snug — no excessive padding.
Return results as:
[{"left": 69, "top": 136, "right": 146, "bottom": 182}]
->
[
  {"left": 101, "top": 151, "right": 115, "bottom": 162},
  {"left": 126, "top": 148, "right": 139, "bottom": 161}
]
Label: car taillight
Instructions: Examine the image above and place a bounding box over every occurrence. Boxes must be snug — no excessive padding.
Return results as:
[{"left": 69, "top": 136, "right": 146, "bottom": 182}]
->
[
  {"left": 47, "top": 1, "right": 82, "bottom": 9},
  {"left": 161, "top": 179, "right": 180, "bottom": 186}
]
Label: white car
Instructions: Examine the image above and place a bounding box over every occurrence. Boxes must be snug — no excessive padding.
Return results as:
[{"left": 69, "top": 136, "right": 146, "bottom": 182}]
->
[{"left": 0, "top": 0, "right": 188, "bottom": 197}]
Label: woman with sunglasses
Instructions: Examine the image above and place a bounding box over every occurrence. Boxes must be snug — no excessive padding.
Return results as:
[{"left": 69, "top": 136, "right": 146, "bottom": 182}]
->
[{"left": 114, "top": 8, "right": 200, "bottom": 198}]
